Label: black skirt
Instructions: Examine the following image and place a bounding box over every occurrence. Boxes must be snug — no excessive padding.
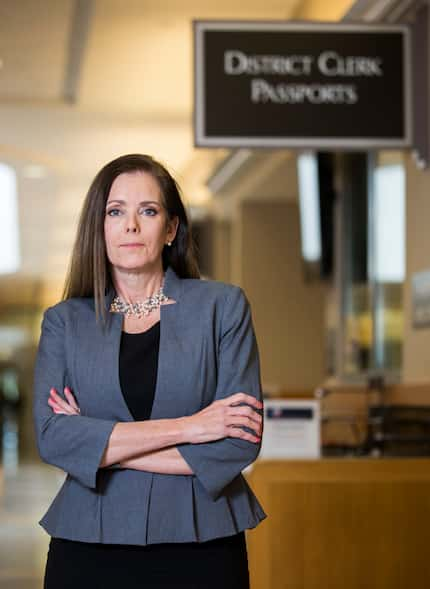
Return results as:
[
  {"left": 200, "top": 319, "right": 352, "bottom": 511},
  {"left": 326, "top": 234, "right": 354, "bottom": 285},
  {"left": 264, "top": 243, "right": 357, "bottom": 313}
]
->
[{"left": 44, "top": 532, "right": 250, "bottom": 589}]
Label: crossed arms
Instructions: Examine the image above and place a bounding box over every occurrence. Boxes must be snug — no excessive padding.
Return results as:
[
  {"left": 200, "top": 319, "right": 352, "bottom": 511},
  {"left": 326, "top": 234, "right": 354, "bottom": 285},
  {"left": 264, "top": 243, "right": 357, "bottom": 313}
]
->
[{"left": 33, "top": 286, "right": 264, "bottom": 501}]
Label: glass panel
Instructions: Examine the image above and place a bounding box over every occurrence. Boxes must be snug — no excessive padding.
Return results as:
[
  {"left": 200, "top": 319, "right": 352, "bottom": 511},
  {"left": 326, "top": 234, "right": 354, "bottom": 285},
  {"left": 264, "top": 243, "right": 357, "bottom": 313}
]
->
[
  {"left": 340, "top": 153, "right": 371, "bottom": 378},
  {"left": 371, "top": 152, "right": 405, "bottom": 373},
  {"left": 340, "top": 151, "right": 405, "bottom": 380},
  {"left": 343, "top": 283, "right": 373, "bottom": 376}
]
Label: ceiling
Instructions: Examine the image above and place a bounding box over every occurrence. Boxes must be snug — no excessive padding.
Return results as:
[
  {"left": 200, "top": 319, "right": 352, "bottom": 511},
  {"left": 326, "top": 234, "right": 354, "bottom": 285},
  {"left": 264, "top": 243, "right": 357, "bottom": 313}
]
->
[
  {"left": 3, "top": 0, "right": 368, "bottom": 313},
  {"left": 0, "top": 0, "right": 305, "bottom": 301},
  {"left": 0, "top": 0, "right": 301, "bottom": 112}
]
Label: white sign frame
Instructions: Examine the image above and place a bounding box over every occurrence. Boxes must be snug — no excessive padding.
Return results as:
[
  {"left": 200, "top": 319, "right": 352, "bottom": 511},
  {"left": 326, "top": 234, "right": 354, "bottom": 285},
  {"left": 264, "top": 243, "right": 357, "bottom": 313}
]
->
[{"left": 194, "top": 20, "right": 412, "bottom": 149}]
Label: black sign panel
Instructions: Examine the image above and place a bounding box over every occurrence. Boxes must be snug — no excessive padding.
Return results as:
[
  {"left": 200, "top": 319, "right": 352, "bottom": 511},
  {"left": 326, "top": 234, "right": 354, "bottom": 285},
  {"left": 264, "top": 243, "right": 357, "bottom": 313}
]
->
[{"left": 194, "top": 21, "right": 412, "bottom": 148}]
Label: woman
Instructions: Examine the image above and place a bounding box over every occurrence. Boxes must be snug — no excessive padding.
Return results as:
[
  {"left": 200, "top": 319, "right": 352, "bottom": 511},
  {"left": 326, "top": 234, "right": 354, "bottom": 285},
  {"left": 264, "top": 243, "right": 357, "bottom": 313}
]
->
[{"left": 33, "top": 153, "right": 266, "bottom": 589}]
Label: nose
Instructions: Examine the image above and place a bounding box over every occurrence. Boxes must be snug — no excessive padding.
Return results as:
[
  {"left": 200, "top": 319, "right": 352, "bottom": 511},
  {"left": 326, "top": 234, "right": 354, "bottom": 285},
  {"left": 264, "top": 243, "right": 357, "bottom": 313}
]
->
[{"left": 126, "top": 214, "right": 139, "bottom": 233}]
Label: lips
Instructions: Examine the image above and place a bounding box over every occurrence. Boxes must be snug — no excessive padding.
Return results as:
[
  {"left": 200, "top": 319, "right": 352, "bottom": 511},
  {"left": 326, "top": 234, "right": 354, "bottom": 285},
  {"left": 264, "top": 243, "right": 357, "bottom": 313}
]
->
[{"left": 120, "top": 243, "right": 144, "bottom": 247}]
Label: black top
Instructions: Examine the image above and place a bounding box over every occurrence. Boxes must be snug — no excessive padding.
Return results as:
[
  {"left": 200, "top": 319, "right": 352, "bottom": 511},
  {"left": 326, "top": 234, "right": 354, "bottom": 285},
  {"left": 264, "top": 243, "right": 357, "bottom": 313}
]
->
[{"left": 119, "top": 321, "right": 160, "bottom": 420}]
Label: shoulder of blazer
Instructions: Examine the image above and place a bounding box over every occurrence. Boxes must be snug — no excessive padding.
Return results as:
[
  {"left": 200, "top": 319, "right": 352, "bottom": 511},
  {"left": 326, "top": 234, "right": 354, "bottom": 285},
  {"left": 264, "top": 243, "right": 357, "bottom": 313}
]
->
[
  {"left": 176, "top": 278, "right": 249, "bottom": 325},
  {"left": 41, "top": 296, "right": 96, "bottom": 328},
  {"left": 181, "top": 276, "right": 241, "bottom": 300}
]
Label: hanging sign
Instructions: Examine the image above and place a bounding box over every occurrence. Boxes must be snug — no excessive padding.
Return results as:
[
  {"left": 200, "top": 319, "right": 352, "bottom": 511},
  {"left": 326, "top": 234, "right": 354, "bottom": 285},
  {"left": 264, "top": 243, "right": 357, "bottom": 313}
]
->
[{"left": 194, "top": 21, "right": 412, "bottom": 148}]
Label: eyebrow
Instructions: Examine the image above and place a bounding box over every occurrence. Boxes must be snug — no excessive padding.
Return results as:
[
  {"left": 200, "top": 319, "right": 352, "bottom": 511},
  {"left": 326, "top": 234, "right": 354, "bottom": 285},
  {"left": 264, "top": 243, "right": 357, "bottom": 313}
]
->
[{"left": 106, "top": 200, "right": 161, "bottom": 206}]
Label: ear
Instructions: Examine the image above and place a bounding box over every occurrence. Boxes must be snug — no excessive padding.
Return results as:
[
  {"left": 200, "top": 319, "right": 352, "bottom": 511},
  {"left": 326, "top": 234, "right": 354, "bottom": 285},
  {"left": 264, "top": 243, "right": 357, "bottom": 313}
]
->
[{"left": 167, "top": 215, "right": 179, "bottom": 242}]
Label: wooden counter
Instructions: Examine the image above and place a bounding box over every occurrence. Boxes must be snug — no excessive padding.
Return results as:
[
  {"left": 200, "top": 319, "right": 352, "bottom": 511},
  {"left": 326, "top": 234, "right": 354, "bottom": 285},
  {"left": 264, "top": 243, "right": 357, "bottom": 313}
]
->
[{"left": 245, "top": 459, "right": 430, "bottom": 589}]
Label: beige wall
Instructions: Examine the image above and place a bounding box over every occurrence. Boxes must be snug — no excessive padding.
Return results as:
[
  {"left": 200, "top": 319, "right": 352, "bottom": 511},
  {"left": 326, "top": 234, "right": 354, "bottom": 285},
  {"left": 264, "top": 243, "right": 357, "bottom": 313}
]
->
[
  {"left": 210, "top": 152, "right": 326, "bottom": 393},
  {"left": 403, "top": 154, "right": 430, "bottom": 383},
  {"left": 213, "top": 220, "right": 231, "bottom": 283},
  {"left": 293, "top": 0, "right": 354, "bottom": 20},
  {"left": 239, "top": 200, "right": 326, "bottom": 392}
]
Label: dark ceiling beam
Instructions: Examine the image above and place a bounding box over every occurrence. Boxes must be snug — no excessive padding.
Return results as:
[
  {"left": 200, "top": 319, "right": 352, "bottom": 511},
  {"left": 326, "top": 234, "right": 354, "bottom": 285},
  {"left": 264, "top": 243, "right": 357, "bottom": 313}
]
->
[{"left": 62, "top": 0, "right": 95, "bottom": 104}]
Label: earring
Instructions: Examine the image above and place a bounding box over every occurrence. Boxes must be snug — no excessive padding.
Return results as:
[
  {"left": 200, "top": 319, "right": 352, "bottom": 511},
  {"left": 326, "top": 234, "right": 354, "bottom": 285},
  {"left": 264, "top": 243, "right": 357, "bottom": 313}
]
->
[{"left": 167, "top": 241, "right": 172, "bottom": 246}]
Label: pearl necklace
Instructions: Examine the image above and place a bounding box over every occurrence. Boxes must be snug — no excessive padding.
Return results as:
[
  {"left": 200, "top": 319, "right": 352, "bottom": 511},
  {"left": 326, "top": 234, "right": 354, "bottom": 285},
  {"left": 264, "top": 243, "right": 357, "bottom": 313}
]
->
[{"left": 109, "top": 276, "right": 169, "bottom": 319}]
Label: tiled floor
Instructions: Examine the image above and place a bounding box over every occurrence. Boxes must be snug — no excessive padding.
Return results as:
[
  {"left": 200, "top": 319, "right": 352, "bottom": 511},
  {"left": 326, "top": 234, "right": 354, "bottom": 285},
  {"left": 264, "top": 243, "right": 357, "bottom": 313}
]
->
[{"left": 0, "top": 461, "right": 64, "bottom": 588}]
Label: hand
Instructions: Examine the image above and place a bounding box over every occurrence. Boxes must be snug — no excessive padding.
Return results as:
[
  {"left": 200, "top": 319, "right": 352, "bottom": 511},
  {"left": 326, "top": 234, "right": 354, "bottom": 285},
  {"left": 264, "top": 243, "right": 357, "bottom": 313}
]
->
[
  {"left": 48, "top": 387, "right": 81, "bottom": 415},
  {"left": 185, "top": 392, "right": 263, "bottom": 444}
]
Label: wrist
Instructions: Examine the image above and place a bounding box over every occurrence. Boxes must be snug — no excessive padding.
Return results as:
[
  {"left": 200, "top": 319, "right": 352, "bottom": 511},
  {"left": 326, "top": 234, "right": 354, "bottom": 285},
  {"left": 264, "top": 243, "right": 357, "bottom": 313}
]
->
[{"left": 176, "top": 416, "right": 193, "bottom": 444}]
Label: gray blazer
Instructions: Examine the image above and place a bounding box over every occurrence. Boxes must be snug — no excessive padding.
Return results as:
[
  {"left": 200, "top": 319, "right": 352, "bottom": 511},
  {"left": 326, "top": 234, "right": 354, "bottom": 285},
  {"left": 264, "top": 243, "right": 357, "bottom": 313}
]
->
[{"left": 33, "top": 264, "right": 267, "bottom": 545}]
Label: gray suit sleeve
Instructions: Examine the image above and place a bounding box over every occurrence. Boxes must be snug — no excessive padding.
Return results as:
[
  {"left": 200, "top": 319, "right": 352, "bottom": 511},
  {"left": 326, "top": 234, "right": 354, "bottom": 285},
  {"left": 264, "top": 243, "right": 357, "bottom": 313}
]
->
[
  {"left": 176, "top": 286, "right": 264, "bottom": 501},
  {"left": 33, "top": 307, "right": 117, "bottom": 490}
]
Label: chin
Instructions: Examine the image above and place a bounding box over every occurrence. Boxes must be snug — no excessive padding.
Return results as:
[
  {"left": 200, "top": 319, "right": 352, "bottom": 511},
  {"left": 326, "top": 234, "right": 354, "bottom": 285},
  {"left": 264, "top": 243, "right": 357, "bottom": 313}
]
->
[{"left": 112, "top": 260, "right": 155, "bottom": 273}]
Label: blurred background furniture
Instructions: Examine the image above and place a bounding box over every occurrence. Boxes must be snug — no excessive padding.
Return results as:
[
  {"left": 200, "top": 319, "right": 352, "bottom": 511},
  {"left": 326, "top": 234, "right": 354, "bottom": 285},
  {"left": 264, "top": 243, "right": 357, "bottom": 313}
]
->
[{"left": 245, "top": 458, "right": 430, "bottom": 589}]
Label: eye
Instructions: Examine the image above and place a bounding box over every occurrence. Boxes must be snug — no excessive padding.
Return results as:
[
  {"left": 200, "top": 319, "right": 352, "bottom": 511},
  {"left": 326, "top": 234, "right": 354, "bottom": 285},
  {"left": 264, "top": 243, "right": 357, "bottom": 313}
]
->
[
  {"left": 106, "top": 208, "right": 121, "bottom": 216},
  {"left": 141, "top": 207, "right": 157, "bottom": 216}
]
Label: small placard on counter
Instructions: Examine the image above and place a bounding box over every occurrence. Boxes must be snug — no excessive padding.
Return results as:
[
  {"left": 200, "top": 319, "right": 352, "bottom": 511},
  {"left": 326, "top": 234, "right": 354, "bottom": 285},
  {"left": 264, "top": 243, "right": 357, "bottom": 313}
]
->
[{"left": 259, "top": 398, "right": 321, "bottom": 459}]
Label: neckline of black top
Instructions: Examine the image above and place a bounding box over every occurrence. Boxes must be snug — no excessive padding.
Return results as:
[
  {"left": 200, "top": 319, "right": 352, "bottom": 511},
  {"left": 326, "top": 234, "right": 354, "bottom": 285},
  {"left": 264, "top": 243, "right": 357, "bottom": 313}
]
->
[{"left": 122, "top": 320, "right": 160, "bottom": 336}]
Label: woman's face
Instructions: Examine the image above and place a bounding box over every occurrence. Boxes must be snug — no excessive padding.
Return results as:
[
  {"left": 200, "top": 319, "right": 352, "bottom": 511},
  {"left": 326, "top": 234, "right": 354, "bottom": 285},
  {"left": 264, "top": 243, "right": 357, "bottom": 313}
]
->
[{"left": 104, "top": 170, "right": 178, "bottom": 274}]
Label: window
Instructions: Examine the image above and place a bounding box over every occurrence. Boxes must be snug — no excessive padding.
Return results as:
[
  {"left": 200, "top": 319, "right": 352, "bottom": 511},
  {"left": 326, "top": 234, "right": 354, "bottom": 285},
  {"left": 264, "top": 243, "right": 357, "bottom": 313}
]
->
[
  {"left": 0, "top": 163, "right": 20, "bottom": 275},
  {"left": 341, "top": 152, "right": 405, "bottom": 380},
  {"left": 371, "top": 153, "right": 405, "bottom": 373}
]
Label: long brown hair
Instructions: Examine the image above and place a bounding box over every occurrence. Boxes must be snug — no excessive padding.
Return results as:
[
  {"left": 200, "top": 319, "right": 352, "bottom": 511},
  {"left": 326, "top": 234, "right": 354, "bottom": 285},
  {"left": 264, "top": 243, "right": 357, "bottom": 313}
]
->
[{"left": 62, "top": 154, "right": 200, "bottom": 324}]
